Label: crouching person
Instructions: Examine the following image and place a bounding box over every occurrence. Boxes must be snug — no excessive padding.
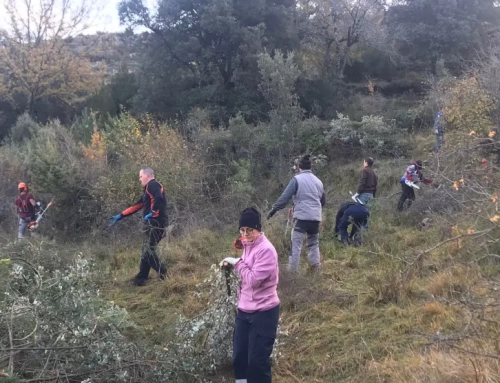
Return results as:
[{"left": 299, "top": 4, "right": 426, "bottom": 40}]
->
[
  {"left": 334, "top": 201, "right": 370, "bottom": 246},
  {"left": 220, "top": 207, "right": 280, "bottom": 383}
]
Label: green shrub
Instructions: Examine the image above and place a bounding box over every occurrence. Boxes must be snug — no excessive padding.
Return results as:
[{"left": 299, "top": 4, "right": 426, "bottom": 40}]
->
[
  {"left": 9, "top": 113, "right": 39, "bottom": 143},
  {"left": 326, "top": 113, "right": 409, "bottom": 156}
]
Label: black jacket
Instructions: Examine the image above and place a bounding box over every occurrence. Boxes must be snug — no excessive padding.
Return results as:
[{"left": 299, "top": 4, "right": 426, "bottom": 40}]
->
[
  {"left": 334, "top": 201, "right": 369, "bottom": 233},
  {"left": 121, "top": 179, "right": 168, "bottom": 223}
]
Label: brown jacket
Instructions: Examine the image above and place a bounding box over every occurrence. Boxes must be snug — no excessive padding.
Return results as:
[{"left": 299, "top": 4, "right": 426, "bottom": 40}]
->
[{"left": 357, "top": 167, "right": 378, "bottom": 196}]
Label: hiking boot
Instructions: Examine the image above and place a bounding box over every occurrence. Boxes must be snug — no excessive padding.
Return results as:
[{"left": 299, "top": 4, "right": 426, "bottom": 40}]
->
[
  {"left": 159, "top": 266, "right": 167, "bottom": 280},
  {"left": 308, "top": 265, "right": 321, "bottom": 275},
  {"left": 130, "top": 278, "right": 147, "bottom": 286}
]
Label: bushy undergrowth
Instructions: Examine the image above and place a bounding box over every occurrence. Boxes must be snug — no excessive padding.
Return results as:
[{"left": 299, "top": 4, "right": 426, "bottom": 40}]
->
[
  {"left": 0, "top": 240, "right": 285, "bottom": 382},
  {"left": 327, "top": 113, "right": 410, "bottom": 157}
]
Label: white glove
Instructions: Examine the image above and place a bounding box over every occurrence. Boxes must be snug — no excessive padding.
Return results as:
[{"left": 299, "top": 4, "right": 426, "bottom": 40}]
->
[
  {"left": 219, "top": 257, "right": 240, "bottom": 267},
  {"left": 351, "top": 193, "right": 364, "bottom": 204},
  {"left": 405, "top": 180, "right": 421, "bottom": 189}
]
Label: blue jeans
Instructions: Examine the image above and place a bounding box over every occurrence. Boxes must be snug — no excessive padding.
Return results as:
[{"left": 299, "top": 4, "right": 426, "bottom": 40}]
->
[
  {"left": 358, "top": 193, "right": 373, "bottom": 229},
  {"left": 358, "top": 193, "right": 374, "bottom": 207},
  {"left": 434, "top": 134, "right": 444, "bottom": 152},
  {"left": 18, "top": 217, "right": 32, "bottom": 239}
]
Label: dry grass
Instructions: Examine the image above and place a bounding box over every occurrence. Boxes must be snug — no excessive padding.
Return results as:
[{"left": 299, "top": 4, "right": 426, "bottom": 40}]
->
[
  {"left": 426, "top": 266, "right": 477, "bottom": 298},
  {"left": 366, "top": 348, "right": 500, "bottom": 383},
  {"left": 94, "top": 160, "right": 500, "bottom": 383}
]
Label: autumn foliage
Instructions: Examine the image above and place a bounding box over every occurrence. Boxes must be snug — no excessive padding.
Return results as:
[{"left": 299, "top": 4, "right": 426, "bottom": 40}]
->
[
  {"left": 443, "top": 75, "right": 495, "bottom": 136},
  {"left": 0, "top": 0, "right": 105, "bottom": 115}
]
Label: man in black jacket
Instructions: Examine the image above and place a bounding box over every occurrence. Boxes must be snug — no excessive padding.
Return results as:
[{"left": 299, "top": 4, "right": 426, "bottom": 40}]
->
[{"left": 110, "top": 167, "right": 168, "bottom": 286}]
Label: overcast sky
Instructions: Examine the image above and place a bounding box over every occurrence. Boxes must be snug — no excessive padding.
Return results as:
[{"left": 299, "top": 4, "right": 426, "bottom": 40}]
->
[{"left": 0, "top": 0, "right": 156, "bottom": 35}]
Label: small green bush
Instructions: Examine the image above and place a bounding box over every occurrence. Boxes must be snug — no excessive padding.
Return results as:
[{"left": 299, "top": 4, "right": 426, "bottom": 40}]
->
[
  {"left": 326, "top": 113, "right": 409, "bottom": 157},
  {"left": 9, "top": 113, "right": 39, "bottom": 143}
]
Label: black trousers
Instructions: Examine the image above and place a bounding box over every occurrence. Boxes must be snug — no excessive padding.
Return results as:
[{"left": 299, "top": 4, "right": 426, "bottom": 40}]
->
[
  {"left": 293, "top": 219, "right": 320, "bottom": 235},
  {"left": 233, "top": 305, "right": 280, "bottom": 383},
  {"left": 338, "top": 209, "right": 369, "bottom": 243},
  {"left": 397, "top": 182, "right": 416, "bottom": 211},
  {"left": 135, "top": 219, "right": 166, "bottom": 282}
]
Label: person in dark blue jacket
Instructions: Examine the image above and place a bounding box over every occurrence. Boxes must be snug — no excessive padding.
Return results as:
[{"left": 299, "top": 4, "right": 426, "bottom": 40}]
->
[{"left": 334, "top": 201, "right": 370, "bottom": 246}]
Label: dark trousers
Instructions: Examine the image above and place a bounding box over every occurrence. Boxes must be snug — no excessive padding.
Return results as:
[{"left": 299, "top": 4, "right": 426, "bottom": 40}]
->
[
  {"left": 338, "top": 212, "right": 368, "bottom": 243},
  {"left": 233, "top": 305, "right": 280, "bottom": 383},
  {"left": 135, "top": 219, "right": 166, "bottom": 283},
  {"left": 397, "top": 182, "right": 416, "bottom": 211},
  {"left": 335, "top": 205, "right": 369, "bottom": 243},
  {"left": 293, "top": 219, "right": 320, "bottom": 235}
]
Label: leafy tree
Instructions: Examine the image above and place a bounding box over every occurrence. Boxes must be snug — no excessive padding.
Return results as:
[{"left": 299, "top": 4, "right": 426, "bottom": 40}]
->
[
  {"left": 257, "top": 50, "right": 305, "bottom": 182},
  {"left": 0, "top": 0, "right": 106, "bottom": 119},
  {"left": 85, "top": 64, "right": 138, "bottom": 117},
  {"left": 444, "top": 75, "right": 495, "bottom": 136},
  {"left": 118, "top": 0, "right": 298, "bottom": 124},
  {"left": 386, "top": 0, "right": 500, "bottom": 74},
  {"left": 297, "top": 0, "right": 389, "bottom": 79}
]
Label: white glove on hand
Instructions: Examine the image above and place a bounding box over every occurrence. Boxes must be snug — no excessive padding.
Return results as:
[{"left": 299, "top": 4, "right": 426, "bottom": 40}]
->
[
  {"left": 351, "top": 193, "right": 364, "bottom": 204},
  {"left": 405, "top": 180, "right": 421, "bottom": 189},
  {"left": 219, "top": 257, "right": 240, "bottom": 268}
]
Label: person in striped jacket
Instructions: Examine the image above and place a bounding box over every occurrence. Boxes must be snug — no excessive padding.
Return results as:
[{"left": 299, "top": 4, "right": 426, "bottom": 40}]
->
[{"left": 397, "top": 160, "right": 432, "bottom": 211}]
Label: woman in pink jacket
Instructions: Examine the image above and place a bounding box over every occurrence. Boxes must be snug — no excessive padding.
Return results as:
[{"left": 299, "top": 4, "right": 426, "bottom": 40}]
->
[{"left": 221, "top": 207, "right": 280, "bottom": 383}]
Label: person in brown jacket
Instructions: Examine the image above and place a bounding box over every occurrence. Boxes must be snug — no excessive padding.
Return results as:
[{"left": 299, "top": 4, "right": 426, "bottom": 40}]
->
[{"left": 355, "top": 157, "right": 378, "bottom": 207}]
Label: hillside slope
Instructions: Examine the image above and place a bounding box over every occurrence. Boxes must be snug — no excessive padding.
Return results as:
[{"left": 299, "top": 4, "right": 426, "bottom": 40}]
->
[{"left": 103, "top": 149, "right": 500, "bottom": 382}]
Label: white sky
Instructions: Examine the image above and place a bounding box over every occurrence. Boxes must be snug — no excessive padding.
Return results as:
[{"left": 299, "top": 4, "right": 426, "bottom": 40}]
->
[
  {"left": 94, "top": 0, "right": 124, "bottom": 33},
  {"left": 0, "top": 0, "right": 156, "bottom": 35}
]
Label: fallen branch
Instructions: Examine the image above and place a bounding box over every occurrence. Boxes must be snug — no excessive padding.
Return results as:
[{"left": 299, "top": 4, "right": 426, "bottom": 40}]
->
[
  {"left": 406, "top": 227, "right": 495, "bottom": 271},
  {"left": 0, "top": 346, "right": 87, "bottom": 352},
  {"left": 449, "top": 344, "right": 500, "bottom": 361}
]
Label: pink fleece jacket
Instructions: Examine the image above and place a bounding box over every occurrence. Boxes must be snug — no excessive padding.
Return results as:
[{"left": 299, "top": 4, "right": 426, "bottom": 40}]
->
[{"left": 234, "top": 233, "right": 280, "bottom": 313}]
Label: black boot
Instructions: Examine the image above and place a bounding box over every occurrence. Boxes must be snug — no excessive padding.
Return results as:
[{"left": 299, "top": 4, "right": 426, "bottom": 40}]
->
[
  {"left": 159, "top": 264, "right": 167, "bottom": 280},
  {"left": 130, "top": 277, "right": 147, "bottom": 286}
]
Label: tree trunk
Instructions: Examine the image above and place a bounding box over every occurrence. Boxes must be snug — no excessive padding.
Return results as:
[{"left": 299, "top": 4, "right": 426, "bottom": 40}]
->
[
  {"left": 324, "top": 39, "right": 334, "bottom": 70},
  {"left": 28, "top": 91, "right": 36, "bottom": 117}
]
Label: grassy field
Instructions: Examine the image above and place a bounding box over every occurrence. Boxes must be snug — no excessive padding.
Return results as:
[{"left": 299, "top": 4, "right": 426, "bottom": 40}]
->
[{"left": 100, "top": 152, "right": 500, "bottom": 382}]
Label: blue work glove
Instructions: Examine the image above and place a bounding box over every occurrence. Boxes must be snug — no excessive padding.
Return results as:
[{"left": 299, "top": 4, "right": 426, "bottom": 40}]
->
[
  {"left": 109, "top": 214, "right": 122, "bottom": 227},
  {"left": 144, "top": 212, "right": 155, "bottom": 221}
]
